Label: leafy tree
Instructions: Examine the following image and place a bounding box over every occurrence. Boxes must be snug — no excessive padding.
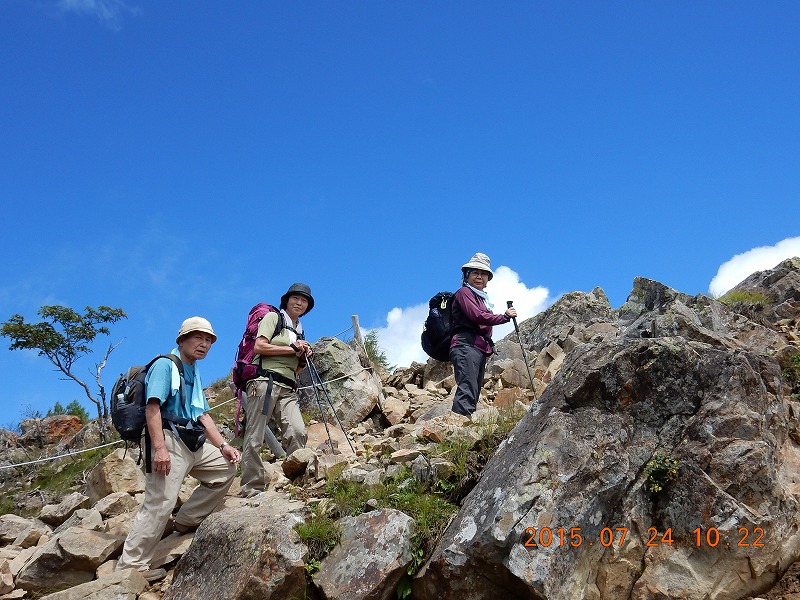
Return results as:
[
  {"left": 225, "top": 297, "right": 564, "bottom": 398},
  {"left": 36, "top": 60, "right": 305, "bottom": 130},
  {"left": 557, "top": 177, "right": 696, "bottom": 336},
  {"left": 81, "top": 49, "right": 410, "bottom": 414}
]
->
[
  {"left": 46, "top": 400, "right": 90, "bottom": 424},
  {"left": 363, "top": 330, "right": 393, "bottom": 374},
  {"left": 46, "top": 402, "right": 67, "bottom": 417},
  {"left": 1, "top": 305, "right": 127, "bottom": 435}
]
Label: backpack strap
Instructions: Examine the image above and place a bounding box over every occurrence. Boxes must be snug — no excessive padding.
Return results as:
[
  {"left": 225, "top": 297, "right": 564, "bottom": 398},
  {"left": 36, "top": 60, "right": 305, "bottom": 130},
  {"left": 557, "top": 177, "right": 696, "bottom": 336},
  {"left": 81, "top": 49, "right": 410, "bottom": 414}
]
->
[
  {"left": 271, "top": 310, "right": 305, "bottom": 340},
  {"left": 452, "top": 289, "right": 495, "bottom": 350},
  {"left": 143, "top": 354, "right": 185, "bottom": 473},
  {"left": 450, "top": 289, "right": 481, "bottom": 340},
  {"left": 255, "top": 312, "right": 303, "bottom": 388}
]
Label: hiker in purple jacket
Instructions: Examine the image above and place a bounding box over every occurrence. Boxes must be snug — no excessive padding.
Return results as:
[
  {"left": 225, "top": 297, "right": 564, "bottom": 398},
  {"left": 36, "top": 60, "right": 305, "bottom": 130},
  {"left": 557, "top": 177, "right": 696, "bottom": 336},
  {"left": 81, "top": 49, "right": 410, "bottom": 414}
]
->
[{"left": 450, "top": 253, "right": 517, "bottom": 416}]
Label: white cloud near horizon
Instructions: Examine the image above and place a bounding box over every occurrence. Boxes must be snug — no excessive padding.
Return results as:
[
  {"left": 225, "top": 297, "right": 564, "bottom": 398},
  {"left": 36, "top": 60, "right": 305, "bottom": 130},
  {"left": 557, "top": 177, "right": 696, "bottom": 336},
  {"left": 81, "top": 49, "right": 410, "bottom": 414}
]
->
[
  {"left": 368, "top": 266, "right": 550, "bottom": 369},
  {"left": 709, "top": 237, "right": 800, "bottom": 297}
]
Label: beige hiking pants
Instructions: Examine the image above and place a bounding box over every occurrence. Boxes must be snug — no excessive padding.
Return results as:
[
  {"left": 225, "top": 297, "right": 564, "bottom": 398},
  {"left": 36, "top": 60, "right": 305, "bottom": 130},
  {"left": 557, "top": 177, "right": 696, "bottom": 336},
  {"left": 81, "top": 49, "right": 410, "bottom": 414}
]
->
[
  {"left": 240, "top": 379, "right": 307, "bottom": 495},
  {"left": 116, "top": 433, "right": 235, "bottom": 571}
]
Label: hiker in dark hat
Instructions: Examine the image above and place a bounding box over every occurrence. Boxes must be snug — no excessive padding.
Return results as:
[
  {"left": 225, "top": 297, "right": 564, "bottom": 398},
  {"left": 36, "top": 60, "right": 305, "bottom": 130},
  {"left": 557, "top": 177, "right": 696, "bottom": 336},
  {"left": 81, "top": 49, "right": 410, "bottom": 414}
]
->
[
  {"left": 450, "top": 253, "right": 517, "bottom": 416},
  {"left": 240, "top": 283, "right": 314, "bottom": 498}
]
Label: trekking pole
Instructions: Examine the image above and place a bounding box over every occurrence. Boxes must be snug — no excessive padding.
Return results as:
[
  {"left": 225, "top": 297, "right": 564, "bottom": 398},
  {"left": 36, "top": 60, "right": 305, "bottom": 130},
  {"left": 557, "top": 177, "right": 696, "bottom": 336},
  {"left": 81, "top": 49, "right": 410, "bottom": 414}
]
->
[
  {"left": 507, "top": 301, "right": 538, "bottom": 403},
  {"left": 304, "top": 363, "right": 336, "bottom": 452},
  {"left": 306, "top": 356, "right": 356, "bottom": 454},
  {"left": 264, "top": 424, "right": 286, "bottom": 459}
]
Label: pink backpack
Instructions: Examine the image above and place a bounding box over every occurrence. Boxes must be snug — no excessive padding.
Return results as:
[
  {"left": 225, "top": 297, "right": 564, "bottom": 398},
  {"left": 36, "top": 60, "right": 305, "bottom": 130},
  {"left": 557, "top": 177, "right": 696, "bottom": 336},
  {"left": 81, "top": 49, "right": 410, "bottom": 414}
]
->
[
  {"left": 231, "top": 303, "right": 286, "bottom": 436},
  {"left": 231, "top": 302, "right": 283, "bottom": 392}
]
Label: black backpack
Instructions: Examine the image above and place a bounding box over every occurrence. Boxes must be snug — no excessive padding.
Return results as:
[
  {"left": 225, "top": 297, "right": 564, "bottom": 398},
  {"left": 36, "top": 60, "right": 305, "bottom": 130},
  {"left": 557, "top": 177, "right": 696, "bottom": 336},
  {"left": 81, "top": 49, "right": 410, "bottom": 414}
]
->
[
  {"left": 110, "top": 354, "right": 184, "bottom": 442},
  {"left": 421, "top": 291, "right": 454, "bottom": 362}
]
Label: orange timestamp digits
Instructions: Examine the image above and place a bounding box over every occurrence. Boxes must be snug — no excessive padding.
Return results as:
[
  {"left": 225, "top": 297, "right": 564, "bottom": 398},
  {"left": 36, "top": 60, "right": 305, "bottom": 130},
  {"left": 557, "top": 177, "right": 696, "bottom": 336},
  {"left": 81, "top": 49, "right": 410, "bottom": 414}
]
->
[
  {"left": 690, "top": 526, "right": 765, "bottom": 547},
  {"left": 644, "top": 527, "right": 766, "bottom": 547},
  {"left": 521, "top": 527, "right": 628, "bottom": 548},
  {"left": 521, "top": 526, "right": 766, "bottom": 549}
]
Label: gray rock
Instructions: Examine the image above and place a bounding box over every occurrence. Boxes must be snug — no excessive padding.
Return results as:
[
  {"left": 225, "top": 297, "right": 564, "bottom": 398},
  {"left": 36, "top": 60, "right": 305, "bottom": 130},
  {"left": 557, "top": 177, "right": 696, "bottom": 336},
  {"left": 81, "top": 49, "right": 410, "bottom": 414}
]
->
[
  {"left": 39, "top": 492, "right": 90, "bottom": 526},
  {"left": 282, "top": 447, "right": 318, "bottom": 479},
  {"left": 163, "top": 502, "right": 307, "bottom": 600},
  {"left": 54, "top": 508, "right": 104, "bottom": 534},
  {"left": 0, "top": 514, "right": 40, "bottom": 545},
  {"left": 86, "top": 448, "right": 145, "bottom": 504},
  {"left": 298, "top": 337, "right": 384, "bottom": 428},
  {"left": 314, "top": 509, "right": 414, "bottom": 600},
  {"left": 16, "top": 527, "right": 123, "bottom": 592},
  {"left": 415, "top": 335, "right": 796, "bottom": 600},
  {"left": 92, "top": 491, "right": 139, "bottom": 519},
  {"left": 38, "top": 568, "right": 147, "bottom": 600}
]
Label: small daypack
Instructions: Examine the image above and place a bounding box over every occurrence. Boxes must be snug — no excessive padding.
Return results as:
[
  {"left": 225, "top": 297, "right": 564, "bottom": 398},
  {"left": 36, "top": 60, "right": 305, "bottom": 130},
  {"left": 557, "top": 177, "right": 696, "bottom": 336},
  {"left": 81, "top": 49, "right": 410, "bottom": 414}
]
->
[
  {"left": 421, "top": 291, "right": 454, "bottom": 362},
  {"left": 111, "top": 354, "right": 184, "bottom": 442}
]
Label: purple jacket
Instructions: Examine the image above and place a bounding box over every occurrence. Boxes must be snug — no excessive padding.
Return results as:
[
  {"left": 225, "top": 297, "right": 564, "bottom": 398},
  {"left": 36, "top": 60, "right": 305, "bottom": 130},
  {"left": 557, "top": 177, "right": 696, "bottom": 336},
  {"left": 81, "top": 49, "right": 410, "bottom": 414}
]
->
[{"left": 450, "top": 285, "right": 510, "bottom": 355}]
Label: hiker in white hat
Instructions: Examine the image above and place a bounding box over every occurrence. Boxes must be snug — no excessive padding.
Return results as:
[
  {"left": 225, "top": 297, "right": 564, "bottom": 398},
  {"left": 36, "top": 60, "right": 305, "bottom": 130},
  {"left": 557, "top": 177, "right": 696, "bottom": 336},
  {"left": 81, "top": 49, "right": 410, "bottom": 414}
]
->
[
  {"left": 450, "top": 253, "right": 517, "bottom": 416},
  {"left": 117, "top": 316, "right": 240, "bottom": 582}
]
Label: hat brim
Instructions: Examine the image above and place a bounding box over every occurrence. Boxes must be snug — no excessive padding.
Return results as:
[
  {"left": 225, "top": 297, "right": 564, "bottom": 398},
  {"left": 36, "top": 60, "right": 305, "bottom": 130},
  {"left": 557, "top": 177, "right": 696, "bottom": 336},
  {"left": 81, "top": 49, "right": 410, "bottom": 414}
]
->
[
  {"left": 176, "top": 328, "right": 217, "bottom": 344},
  {"left": 462, "top": 263, "right": 494, "bottom": 280},
  {"left": 280, "top": 292, "right": 315, "bottom": 315}
]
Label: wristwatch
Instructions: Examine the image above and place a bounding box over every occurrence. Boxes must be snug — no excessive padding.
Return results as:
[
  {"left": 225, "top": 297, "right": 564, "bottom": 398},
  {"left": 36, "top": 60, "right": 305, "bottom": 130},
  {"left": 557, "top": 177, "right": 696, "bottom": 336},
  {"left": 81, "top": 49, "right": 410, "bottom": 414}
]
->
[{"left": 219, "top": 442, "right": 228, "bottom": 451}]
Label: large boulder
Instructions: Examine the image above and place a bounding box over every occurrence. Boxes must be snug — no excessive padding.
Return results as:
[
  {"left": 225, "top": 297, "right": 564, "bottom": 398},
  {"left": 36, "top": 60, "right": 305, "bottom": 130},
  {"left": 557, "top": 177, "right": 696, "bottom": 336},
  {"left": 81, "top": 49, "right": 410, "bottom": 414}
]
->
[
  {"left": 86, "top": 448, "right": 146, "bottom": 504},
  {"left": 414, "top": 334, "right": 797, "bottom": 600},
  {"left": 164, "top": 496, "right": 308, "bottom": 600},
  {"left": 37, "top": 568, "right": 147, "bottom": 600},
  {"left": 619, "top": 277, "right": 786, "bottom": 353},
  {"left": 18, "top": 415, "right": 83, "bottom": 447},
  {"left": 509, "top": 286, "right": 618, "bottom": 356},
  {"left": 491, "top": 287, "right": 619, "bottom": 398},
  {"left": 725, "top": 256, "right": 800, "bottom": 343},
  {"left": 314, "top": 509, "right": 415, "bottom": 600},
  {"left": 0, "top": 514, "right": 44, "bottom": 545},
  {"left": 298, "top": 337, "right": 384, "bottom": 428},
  {"left": 15, "top": 527, "right": 124, "bottom": 592},
  {"left": 38, "top": 492, "right": 90, "bottom": 527}
]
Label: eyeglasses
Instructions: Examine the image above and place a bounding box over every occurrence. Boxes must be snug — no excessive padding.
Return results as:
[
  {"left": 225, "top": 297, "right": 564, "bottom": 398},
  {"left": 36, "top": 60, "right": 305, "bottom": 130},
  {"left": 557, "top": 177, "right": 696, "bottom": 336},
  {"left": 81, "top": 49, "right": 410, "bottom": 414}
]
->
[{"left": 469, "top": 270, "right": 490, "bottom": 278}]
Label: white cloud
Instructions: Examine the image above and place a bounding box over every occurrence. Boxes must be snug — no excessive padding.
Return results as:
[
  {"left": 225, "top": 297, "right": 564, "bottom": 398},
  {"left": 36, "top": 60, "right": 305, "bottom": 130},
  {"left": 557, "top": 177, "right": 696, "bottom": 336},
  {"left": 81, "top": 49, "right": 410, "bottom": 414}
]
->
[
  {"left": 368, "top": 266, "right": 550, "bottom": 369},
  {"left": 56, "top": 0, "right": 139, "bottom": 29},
  {"left": 709, "top": 237, "right": 800, "bottom": 297}
]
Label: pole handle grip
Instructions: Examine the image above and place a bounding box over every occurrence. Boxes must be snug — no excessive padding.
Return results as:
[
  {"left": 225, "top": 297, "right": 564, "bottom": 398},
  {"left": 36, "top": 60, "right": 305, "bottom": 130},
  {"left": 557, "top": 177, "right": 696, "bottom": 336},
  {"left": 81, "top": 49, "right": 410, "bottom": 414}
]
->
[{"left": 507, "top": 300, "right": 514, "bottom": 308}]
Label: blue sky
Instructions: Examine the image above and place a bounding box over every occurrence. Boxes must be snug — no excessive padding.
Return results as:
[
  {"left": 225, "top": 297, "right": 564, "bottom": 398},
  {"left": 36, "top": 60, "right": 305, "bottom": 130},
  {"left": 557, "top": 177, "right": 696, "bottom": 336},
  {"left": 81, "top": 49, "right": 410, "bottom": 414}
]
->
[{"left": 1, "top": 1, "right": 798, "bottom": 426}]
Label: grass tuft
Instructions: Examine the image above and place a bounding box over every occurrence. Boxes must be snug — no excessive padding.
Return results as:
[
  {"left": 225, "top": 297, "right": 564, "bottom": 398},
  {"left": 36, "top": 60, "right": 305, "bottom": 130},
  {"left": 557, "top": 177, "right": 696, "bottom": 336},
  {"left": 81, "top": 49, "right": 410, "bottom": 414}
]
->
[{"left": 718, "top": 290, "right": 772, "bottom": 307}]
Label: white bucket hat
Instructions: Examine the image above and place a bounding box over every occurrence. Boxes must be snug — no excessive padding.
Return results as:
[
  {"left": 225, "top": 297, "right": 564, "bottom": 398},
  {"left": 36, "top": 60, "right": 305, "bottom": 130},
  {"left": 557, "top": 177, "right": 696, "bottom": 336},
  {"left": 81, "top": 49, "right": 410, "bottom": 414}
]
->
[
  {"left": 462, "top": 252, "right": 493, "bottom": 280},
  {"left": 176, "top": 316, "right": 217, "bottom": 344}
]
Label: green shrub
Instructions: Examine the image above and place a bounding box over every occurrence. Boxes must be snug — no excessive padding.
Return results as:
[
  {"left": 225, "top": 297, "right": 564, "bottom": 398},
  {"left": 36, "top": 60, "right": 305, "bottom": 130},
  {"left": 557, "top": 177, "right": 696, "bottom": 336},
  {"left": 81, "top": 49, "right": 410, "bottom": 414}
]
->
[
  {"left": 643, "top": 451, "right": 679, "bottom": 494},
  {"left": 0, "top": 492, "right": 17, "bottom": 517},
  {"left": 317, "top": 404, "right": 523, "bottom": 581},
  {"left": 362, "top": 330, "right": 394, "bottom": 374},
  {"left": 325, "top": 469, "right": 458, "bottom": 574},
  {"left": 432, "top": 402, "right": 526, "bottom": 503},
  {"left": 47, "top": 400, "right": 90, "bottom": 424},
  {"left": 781, "top": 353, "right": 800, "bottom": 401},
  {"left": 718, "top": 290, "right": 772, "bottom": 307},
  {"left": 295, "top": 513, "right": 341, "bottom": 573}
]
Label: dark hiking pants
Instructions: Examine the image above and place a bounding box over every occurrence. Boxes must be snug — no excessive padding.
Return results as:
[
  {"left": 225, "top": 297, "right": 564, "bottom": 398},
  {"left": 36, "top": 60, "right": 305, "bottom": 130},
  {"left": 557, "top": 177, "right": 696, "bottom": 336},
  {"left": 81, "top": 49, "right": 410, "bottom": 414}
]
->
[{"left": 450, "top": 343, "right": 487, "bottom": 416}]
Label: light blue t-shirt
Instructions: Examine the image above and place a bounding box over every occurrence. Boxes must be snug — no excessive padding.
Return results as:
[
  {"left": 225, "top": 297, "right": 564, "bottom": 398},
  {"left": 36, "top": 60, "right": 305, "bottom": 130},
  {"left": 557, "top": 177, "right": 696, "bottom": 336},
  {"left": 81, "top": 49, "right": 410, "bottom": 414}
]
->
[{"left": 144, "top": 357, "right": 208, "bottom": 420}]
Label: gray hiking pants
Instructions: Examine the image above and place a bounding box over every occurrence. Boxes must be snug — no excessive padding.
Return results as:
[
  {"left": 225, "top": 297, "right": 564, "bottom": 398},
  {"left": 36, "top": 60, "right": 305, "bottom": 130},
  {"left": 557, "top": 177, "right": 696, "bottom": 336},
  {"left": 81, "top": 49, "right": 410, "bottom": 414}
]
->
[{"left": 450, "top": 342, "right": 487, "bottom": 416}]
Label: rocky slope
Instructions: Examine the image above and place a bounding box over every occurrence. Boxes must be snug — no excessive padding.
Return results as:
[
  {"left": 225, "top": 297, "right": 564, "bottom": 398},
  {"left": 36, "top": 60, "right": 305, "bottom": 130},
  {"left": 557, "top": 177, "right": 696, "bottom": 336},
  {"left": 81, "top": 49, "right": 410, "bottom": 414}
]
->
[{"left": 0, "top": 258, "right": 798, "bottom": 600}]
